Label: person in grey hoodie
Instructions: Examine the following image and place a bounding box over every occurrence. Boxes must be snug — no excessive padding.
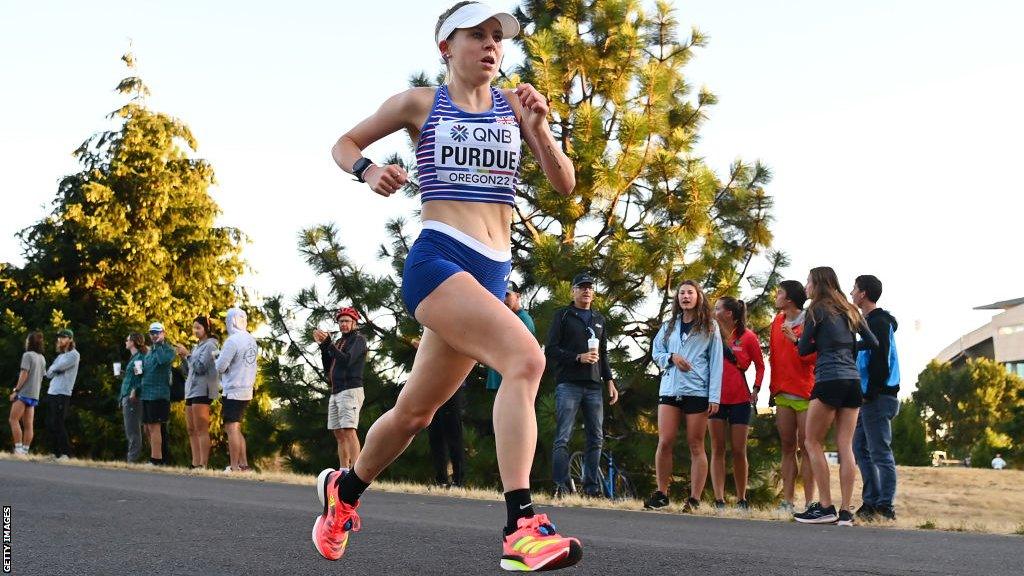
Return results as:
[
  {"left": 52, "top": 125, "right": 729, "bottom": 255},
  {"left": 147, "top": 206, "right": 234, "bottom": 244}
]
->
[
  {"left": 45, "top": 328, "right": 80, "bottom": 459},
  {"left": 216, "top": 307, "right": 258, "bottom": 471},
  {"left": 176, "top": 316, "right": 220, "bottom": 469},
  {"left": 793, "top": 267, "right": 878, "bottom": 526}
]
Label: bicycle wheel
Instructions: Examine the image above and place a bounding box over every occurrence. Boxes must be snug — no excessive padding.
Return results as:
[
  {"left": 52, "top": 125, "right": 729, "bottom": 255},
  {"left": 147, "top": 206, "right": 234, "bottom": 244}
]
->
[
  {"left": 568, "top": 451, "right": 585, "bottom": 493},
  {"left": 612, "top": 471, "right": 637, "bottom": 501}
]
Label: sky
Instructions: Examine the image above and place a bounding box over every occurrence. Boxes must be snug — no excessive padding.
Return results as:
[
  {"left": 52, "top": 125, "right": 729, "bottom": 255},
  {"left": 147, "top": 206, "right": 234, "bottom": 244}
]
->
[{"left": 2, "top": 0, "right": 1022, "bottom": 394}]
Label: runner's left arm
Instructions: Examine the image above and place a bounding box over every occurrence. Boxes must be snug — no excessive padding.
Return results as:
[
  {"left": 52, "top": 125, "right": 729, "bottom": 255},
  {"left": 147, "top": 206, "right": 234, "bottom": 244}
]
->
[{"left": 505, "top": 86, "right": 575, "bottom": 195}]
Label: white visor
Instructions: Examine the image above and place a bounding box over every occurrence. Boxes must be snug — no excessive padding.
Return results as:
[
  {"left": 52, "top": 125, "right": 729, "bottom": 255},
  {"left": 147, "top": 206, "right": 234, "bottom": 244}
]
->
[{"left": 435, "top": 2, "right": 520, "bottom": 46}]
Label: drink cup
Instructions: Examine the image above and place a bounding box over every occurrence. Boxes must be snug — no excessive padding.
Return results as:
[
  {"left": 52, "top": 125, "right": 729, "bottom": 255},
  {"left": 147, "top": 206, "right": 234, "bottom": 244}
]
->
[
  {"left": 133, "top": 360, "right": 143, "bottom": 375},
  {"left": 113, "top": 362, "right": 121, "bottom": 376},
  {"left": 587, "top": 337, "right": 600, "bottom": 353}
]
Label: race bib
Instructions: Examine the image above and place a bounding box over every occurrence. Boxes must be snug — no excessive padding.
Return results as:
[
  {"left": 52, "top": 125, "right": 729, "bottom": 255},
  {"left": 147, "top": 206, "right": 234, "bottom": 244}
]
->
[{"left": 433, "top": 119, "right": 520, "bottom": 189}]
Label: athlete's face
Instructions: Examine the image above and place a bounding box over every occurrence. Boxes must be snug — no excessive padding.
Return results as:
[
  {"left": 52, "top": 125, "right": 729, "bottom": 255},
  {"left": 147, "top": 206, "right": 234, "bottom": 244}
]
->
[{"left": 443, "top": 18, "right": 504, "bottom": 82}]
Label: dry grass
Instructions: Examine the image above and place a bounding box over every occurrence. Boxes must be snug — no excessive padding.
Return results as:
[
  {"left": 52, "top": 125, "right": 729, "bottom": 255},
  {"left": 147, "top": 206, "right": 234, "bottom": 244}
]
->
[{"left": 4, "top": 453, "right": 1022, "bottom": 535}]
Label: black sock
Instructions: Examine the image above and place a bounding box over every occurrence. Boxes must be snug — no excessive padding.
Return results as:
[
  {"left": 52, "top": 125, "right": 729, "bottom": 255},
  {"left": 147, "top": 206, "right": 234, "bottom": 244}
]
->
[
  {"left": 504, "top": 488, "right": 535, "bottom": 535},
  {"left": 337, "top": 468, "right": 370, "bottom": 506}
]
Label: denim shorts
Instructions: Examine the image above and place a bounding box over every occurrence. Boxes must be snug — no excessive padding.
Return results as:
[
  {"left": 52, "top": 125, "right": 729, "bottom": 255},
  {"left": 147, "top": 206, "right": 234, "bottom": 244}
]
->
[
  {"left": 401, "top": 220, "right": 512, "bottom": 316},
  {"left": 15, "top": 395, "right": 39, "bottom": 407}
]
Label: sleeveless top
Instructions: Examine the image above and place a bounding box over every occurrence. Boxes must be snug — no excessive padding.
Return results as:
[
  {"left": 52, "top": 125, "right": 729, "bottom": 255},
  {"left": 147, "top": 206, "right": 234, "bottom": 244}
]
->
[{"left": 416, "top": 85, "right": 521, "bottom": 206}]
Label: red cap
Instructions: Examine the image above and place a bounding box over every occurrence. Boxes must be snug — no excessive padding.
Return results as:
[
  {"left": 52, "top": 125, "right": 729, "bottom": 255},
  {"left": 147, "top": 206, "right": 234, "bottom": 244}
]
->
[{"left": 335, "top": 307, "right": 360, "bottom": 322}]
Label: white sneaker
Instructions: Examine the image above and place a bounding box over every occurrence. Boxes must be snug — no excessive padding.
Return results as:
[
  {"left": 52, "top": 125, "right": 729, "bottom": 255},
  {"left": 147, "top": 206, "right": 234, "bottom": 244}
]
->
[
  {"left": 56, "top": 455, "right": 70, "bottom": 461},
  {"left": 15, "top": 446, "right": 28, "bottom": 456}
]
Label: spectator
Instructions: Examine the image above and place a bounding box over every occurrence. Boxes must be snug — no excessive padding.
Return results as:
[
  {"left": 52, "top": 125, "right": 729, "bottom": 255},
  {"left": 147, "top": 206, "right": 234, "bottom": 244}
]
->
[
  {"left": 120, "top": 333, "right": 147, "bottom": 462},
  {"left": 177, "top": 316, "right": 220, "bottom": 469},
  {"left": 645, "top": 280, "right": 723, "bottom": 511},
  {"left": 991, "top": 454, "right": 1006, "bottom": 470},
  {"left": 851, "top": 275, "right": 901, "bottom": 521},
  {"left": 141, "top": 322, "right": 174, "bottom": 466},
  {"left": 424, "top": 339, "right": 466, "bottom": 488},
  {"left": 486, "top": 281, "right": 536, "bottom": 391},
  {"left": 710, "top": 297, "right": 764, "bottom": 509},
  {"left": 9, "top": 331, "right": 44, "bottom": 455},
  {"left": 769, "top": 280, "right": 817, "bottom": 511},
  {"left": 546, "top": 272, "right": 619, "bottom": 497},
  {"left": 794, "top": 267, "right": 878, "bottom": 526},
  {"left": 44, "top": 328, "right": 80, "bottom": 460},
  {"left": 216, "top": 307, "right": 258, "bottom": 472},
  {"left": 314, "top": 307, "right": 367, "bottom": 470}
]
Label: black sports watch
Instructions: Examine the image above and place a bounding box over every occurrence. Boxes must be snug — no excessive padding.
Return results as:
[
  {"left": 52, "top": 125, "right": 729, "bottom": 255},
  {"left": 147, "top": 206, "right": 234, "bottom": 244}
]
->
[{"left": 352, "top": 157, "right": 374, "bottom": 183}]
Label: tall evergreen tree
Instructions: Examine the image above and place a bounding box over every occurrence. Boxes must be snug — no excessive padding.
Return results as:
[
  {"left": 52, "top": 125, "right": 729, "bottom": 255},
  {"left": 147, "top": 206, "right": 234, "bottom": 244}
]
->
[
  {"left": 261, "top": 1, "right": 785, "bottom": 498},
  {"left": 0, "top": 53, "right": 258, "bottom": 465},
  {"left": 891, "top": 399, "right": 930, "bottom": 466}
]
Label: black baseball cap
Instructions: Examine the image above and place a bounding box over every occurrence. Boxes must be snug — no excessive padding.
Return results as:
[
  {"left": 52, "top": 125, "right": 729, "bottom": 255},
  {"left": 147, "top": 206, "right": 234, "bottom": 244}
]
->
[
  {"left": 507, "top": 280, "right": 520, "bottom": 294},
  {"left": 572, "top": 272, "right": 596, "bottom": 288}
]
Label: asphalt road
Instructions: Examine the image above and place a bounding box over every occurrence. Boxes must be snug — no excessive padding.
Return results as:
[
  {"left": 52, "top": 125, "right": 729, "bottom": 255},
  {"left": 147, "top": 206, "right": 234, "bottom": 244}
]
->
[{"left": 3, "top": 459, "right": 1022, "bottom": 576}]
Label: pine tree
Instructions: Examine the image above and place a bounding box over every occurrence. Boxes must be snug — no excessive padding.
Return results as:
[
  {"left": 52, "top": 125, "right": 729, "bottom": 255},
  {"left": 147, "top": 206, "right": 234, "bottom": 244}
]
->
[
  {"left": 891, "top": 399, "right": 930, "bottom": 466},
  {"left": 1, "top": 53, "right": 256, "bottom": 465}
]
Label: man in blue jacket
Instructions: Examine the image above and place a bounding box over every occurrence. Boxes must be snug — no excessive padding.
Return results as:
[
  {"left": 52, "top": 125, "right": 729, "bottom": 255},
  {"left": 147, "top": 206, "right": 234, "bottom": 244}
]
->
[
  {"left": 546, "top": 273, "right": 619, "bottom": 497},
  {"left": 851, "top": 275, "right": 900, "bottom": 521}
]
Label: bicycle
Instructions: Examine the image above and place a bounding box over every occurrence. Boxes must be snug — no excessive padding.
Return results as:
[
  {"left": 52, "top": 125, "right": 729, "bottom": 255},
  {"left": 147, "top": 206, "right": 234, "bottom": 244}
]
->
[{"left": 568, "top": 433, "right": 638, "bottom": 501}]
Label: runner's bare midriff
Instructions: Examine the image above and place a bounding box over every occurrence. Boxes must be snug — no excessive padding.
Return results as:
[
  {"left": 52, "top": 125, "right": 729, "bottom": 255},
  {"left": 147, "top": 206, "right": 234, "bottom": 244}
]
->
[{"left": 421, "top": 199, "right": 512, "bottom": 252}]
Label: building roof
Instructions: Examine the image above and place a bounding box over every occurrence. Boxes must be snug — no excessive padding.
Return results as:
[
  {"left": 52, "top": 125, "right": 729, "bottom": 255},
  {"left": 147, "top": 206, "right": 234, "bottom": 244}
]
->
[{"left": 975, "top": 297, "right": 1024, "bottom": 310}]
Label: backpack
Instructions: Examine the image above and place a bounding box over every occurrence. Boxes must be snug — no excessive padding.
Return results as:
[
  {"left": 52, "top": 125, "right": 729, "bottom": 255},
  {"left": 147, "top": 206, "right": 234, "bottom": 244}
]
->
[{"left": 857, "top": 321, "right": 900, "bottom": 394}]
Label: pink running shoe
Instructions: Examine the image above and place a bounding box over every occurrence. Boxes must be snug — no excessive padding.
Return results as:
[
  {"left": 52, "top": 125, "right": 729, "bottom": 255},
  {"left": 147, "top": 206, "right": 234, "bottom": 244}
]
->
[
  {"left": 312, "top": 468, "right": 362, "bottom": 561},
  {"left": 500, "top": 514, "right": 582, "bottom": 571}
]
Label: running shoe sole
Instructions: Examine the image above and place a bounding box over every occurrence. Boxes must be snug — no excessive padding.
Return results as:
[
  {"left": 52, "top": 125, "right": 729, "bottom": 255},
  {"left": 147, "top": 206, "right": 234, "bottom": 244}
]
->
[
  {"left": 499, "top": 540, "right": 582, "bottom": 572},
  {"left": 794, "top": 514, "right": 839, "bottom": 524},
  {"left": 316, "top": 467, "right": 336, "bottom": 510}
]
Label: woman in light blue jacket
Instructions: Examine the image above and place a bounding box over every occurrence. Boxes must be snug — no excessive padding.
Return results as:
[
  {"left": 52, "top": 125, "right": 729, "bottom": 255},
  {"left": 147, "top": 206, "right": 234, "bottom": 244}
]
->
[{"left": 643, "top": 280, "right": 723, "bottom": 512}]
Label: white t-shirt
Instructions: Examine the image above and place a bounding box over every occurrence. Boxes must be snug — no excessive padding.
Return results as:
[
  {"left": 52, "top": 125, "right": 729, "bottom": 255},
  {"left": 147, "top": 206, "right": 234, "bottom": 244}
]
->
[{"left": 991, "top": 457, "right": 1006, "bottom": 470}]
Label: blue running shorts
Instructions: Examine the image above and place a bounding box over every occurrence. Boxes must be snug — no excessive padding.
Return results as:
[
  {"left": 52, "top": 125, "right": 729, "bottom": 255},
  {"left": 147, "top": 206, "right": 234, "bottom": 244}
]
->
[{"left": 402, "top": 220, "right": 512, "bottom": 317}]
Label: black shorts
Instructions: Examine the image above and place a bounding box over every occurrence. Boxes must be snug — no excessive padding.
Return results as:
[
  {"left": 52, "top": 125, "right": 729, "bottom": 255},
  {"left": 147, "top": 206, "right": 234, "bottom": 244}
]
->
[
  {"left": 185, "top": 396, "right": 212, "bottom": 406},
  {"left": 142, "top": 399, "right": 170, "bottom": 424},
  {"left": 811, "top": 379, "right": 863, "bottom": 409},
  {"left": 222, "top": 399, "right": 250, "bottom": 423},
  {"left": 658, "top": 395, "right": 709, "bottom": 414},
  {"left": 709, "top": 402, "right": 752, "bottom": 425}
]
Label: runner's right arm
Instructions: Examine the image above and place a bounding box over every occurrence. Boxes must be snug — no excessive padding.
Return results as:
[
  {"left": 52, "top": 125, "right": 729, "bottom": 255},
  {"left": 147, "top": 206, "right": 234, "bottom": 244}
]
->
[{"left": 331, "top": 88, "right": 433, "bottom": 196}]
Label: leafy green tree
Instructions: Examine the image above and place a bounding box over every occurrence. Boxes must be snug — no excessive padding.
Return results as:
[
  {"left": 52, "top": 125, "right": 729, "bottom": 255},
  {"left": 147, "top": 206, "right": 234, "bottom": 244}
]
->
[
  {"left": 915, "top": 358, "right": 1023, "bottom": 463},
  {"left": 261, "top": 1, "right": 785, "bottom": 501},
  {"left": 0, "top": 54, "right": 258, "bottom": 466},
  {"left": 891, "top": 399, "right": 930, "bottom": 466}
]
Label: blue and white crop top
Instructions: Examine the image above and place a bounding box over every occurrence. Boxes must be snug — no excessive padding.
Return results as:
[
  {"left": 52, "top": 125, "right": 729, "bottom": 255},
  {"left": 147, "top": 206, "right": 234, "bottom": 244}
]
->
[{"left": 416, "top": 85, "right": 521, "bottom": 206}]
